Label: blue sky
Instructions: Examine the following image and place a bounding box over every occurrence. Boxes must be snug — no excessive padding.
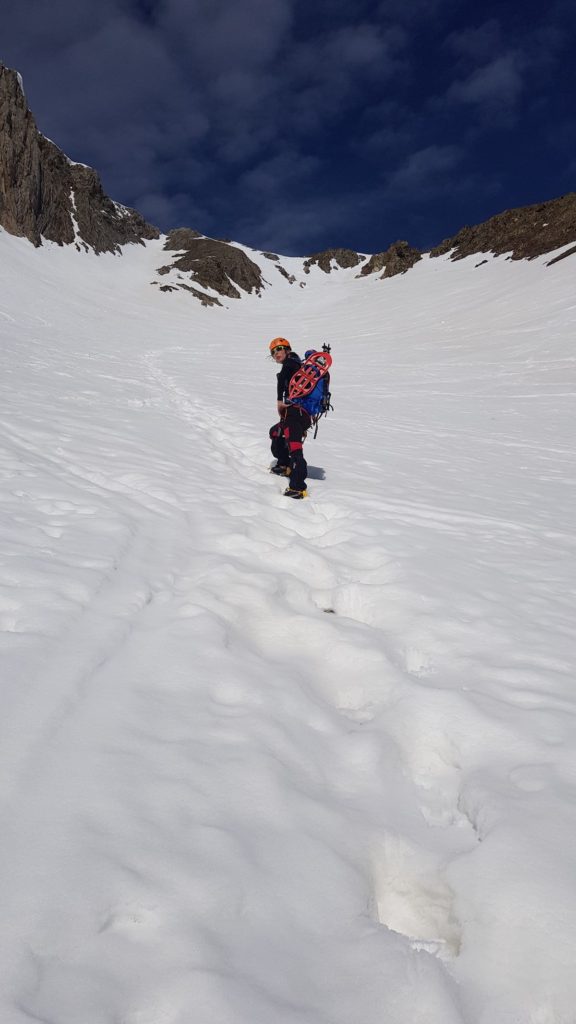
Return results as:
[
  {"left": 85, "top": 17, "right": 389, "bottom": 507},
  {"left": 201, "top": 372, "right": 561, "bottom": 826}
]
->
[{"left": 2, "top": 0, "right": 575, "bottom": 255}]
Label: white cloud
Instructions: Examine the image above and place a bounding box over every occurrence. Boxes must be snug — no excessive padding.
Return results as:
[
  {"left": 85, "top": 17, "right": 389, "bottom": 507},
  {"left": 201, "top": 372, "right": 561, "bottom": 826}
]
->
[
  {"left": 134, "top": 190, "right": 212, "bottom": 232},
  {"left": 387, "top": 144, "right": 463, "bottom": 194},
  {"left": 445, "top": 19, "right": 503, "bottom": 63},
  {"left": 448, "top": 53, "right": 525, "bottom": 108},
  {"left": 240, "top": 150, "right": 321, "bottom": 194},
  {"left": 158, "top": 0, "right": 295, "bottom": 71},
  {"left": 234, "top": 193, "right": 353, "bottom": 253}
]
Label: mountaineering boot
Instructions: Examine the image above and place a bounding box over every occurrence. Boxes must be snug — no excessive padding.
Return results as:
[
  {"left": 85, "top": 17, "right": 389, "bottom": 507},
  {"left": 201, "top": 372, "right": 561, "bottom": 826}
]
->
[
  {"left": 284, "top": 487, "right": 307, "bottom": 499},
  {"left": 270, "top": 463, "right": 291, "bottom": 476}
]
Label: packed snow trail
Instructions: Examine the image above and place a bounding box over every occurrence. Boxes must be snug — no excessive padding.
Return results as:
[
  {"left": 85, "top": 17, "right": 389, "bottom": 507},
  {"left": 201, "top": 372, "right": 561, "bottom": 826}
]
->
[{"left": 0, "top": 232, "right": 576, "bottom": 1023}]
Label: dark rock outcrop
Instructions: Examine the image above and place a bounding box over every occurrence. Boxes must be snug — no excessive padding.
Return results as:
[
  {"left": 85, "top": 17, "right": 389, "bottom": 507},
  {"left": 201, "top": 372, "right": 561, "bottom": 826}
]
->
[
  {"left": 430, "top": 193, "right": 576, "bottom": 262},
  {"left": 163, "top": 227, "right": 204, "bottom": 249},
  {"left": 154, "top": 279, "right": 222, "bottom": 304},
  {"left": 177, "top": 283, "right": 222, "bottom": 306},
  {"left": 0, "top": 63, "right": 159, "bottom": 252},
  {"left": 158, "top": 232, "right": 264, "bottom": 299},
  {"left": 360, "top": 241, "right": 422, "bottom": 279},
  {"left": 276, "top": 265, "right": 296, "bottom": 283},
  {"left": 69, "top": 164, "right": 159, "bottom": 253},
  {"left": 303, "top": 248, "right": 362, "bottom": 274},
  {"left": 4, "top": 60, "right": 575, "bottom": 295},
  {"left": 547, "top": 243, "right": 576, "bottom": 267}
]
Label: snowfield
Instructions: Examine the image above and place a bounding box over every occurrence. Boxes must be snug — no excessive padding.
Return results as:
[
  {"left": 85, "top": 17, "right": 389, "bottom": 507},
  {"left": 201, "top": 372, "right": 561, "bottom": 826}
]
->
[{"left": 0, "top": 228, "right": 575, "bottom": 1024}]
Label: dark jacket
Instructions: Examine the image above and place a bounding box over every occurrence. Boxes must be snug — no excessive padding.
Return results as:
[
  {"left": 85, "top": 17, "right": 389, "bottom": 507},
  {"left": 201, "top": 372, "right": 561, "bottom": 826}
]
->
[{"left": 276, "top": 352, "right": 301, "bottom": 401}]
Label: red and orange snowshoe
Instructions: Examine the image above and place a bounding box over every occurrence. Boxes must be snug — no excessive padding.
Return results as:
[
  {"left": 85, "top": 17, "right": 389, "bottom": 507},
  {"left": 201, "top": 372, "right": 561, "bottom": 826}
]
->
[{"left": 288, "top": 351, "right": 332, "bottom": 402}]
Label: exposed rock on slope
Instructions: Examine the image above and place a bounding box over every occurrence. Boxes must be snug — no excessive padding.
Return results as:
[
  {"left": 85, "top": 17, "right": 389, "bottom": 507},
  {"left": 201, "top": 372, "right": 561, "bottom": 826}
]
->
[
  {"left": 157, "top": 231, "right": 264, "bottom": 300},
  {"left": 303, "top": 248, "right": 362, "bottom": 273},
  {"left": 360, "top": 241, "right": 422, "bottom": 279},
  {"left": 546, "top": 243, "right": 576, "bottom": 267},
  {"left": 156, "top": 281, "right": 222, "bottom": 306},
  {"left": 3, "top": 61, "right": 576, "bottom": 294},
  {"left": 0, "top": 63, "right": 159, "bottom": 253},
  {"left": 163, "top": 227, "right": 204, "bottom": 248},
  {"left": 430, "top": 193, "right": 576, "bottom": 262}
]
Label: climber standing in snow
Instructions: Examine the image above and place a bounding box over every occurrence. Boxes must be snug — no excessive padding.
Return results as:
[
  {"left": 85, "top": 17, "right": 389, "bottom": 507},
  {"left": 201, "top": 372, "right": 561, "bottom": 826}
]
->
[
  {"left": 268, "top": 337, "right": 332, "bottom": 499},
  {"left": 268, "top": 337, "right": 311, "bottom": 499}
]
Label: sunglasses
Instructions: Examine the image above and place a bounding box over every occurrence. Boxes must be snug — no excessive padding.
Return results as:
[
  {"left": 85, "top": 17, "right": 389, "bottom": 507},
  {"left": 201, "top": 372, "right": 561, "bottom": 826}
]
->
[{"left": 272, "top": 347, "right": 287, "bottom": 355}]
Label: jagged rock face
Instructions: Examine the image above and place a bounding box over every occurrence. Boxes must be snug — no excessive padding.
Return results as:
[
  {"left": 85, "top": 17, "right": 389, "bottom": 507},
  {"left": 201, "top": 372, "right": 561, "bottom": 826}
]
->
[
  {"left": 0, "top": 64, "right": 159, "bottom": 253},
  {"left": 4, "top": 61, "right": 576, "bottom": 290},
  {"left": 430, "top": 193, "right": 576, "bottom": 262},
  {"left": 159, "top": 233, "right": 264, "bottom": 299},
  {"left": 0, "top": 65, "right": 70, "bottom": 245},
  {"left": 360, "top": 241, "right": 422, "bottom": 279},
  {"left": 303, "top": 248, "right": 362, "bottom": 274},
  {"left": 69, "top": 164, "right": 159, "bottom": 252}
]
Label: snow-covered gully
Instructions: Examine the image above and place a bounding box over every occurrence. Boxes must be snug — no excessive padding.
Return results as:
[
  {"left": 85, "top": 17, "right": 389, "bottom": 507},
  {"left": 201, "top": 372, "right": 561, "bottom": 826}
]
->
[{"left": 0, "top": 231, "right": 575, "bottom": 1023}]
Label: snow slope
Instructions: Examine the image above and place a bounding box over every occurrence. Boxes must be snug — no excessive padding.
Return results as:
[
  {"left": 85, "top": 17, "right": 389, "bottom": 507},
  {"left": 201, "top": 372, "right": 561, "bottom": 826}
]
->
[{"left": 0, "top": 229, "right": 575, "bottom": 1024}]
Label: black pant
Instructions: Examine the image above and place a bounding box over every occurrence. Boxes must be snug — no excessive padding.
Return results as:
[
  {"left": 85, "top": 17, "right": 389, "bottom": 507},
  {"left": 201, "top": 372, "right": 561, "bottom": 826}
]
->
[{"left": 270, "top": 406, "right": 312, "bottom": 490}]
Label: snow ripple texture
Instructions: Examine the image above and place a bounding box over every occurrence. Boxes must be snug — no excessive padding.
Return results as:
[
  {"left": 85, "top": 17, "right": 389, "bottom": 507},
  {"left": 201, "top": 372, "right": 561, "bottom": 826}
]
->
[{"left": 0, "top": 231, "right": 575, "bottom": 1024}]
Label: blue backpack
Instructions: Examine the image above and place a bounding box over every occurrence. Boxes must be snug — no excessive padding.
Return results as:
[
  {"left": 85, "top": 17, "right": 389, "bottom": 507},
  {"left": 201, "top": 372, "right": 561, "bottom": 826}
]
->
[{"left": 288, "top": 347, "right": 333, "bottom": 425}]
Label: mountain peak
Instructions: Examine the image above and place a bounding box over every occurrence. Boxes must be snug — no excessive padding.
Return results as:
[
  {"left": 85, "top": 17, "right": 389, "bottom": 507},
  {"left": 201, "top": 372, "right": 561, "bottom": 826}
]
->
[
  {"left": 2, "top": 59, "right": 576, "bottom": 299},
  {"left": 0, "top": 63, "right": 159, "bottom": 253}
]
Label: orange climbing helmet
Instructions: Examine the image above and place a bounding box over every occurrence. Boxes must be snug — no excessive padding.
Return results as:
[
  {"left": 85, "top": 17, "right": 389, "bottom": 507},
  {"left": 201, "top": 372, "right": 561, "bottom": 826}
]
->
[{"left": 269, "top": 337, "right": 291, "bottom": 353}]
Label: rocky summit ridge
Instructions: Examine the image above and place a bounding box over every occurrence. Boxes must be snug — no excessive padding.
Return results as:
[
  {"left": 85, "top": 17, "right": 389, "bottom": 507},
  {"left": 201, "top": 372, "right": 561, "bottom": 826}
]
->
[
  {"left": 0, "top": 64, "right": 158, "bottom": 254},
  {"left": 1, "top": 61, "right": 575, "bottom": 306},
  {"left": 430, "top": 192, "right": 576, "bottom": 266}
]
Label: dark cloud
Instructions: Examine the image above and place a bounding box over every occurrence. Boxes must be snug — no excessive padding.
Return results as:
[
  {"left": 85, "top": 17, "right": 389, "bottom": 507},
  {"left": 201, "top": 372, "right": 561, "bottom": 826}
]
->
[{"left": 1, "top": 0, "right": 574, "bottom": 253}]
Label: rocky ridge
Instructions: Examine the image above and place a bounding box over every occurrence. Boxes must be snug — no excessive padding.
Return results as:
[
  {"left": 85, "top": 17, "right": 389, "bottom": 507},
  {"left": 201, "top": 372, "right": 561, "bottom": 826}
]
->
[
  {"left": 1, "top": 60, "right": 575, "bottom": 305},
  {"left": 156, "top": 232, "right": 264, "bottom": 299},
  {"left": 430, "top": 192, "right": 576, "bottom": 264},
  {"left": 360, "top": 241, "right": 422, "bottom": 279},
  {"left": 0, "top": 64, "right": 158, "bottom": 253},
  {"left": 303, "top": 248, "right": 364, "bottom": 274}
]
